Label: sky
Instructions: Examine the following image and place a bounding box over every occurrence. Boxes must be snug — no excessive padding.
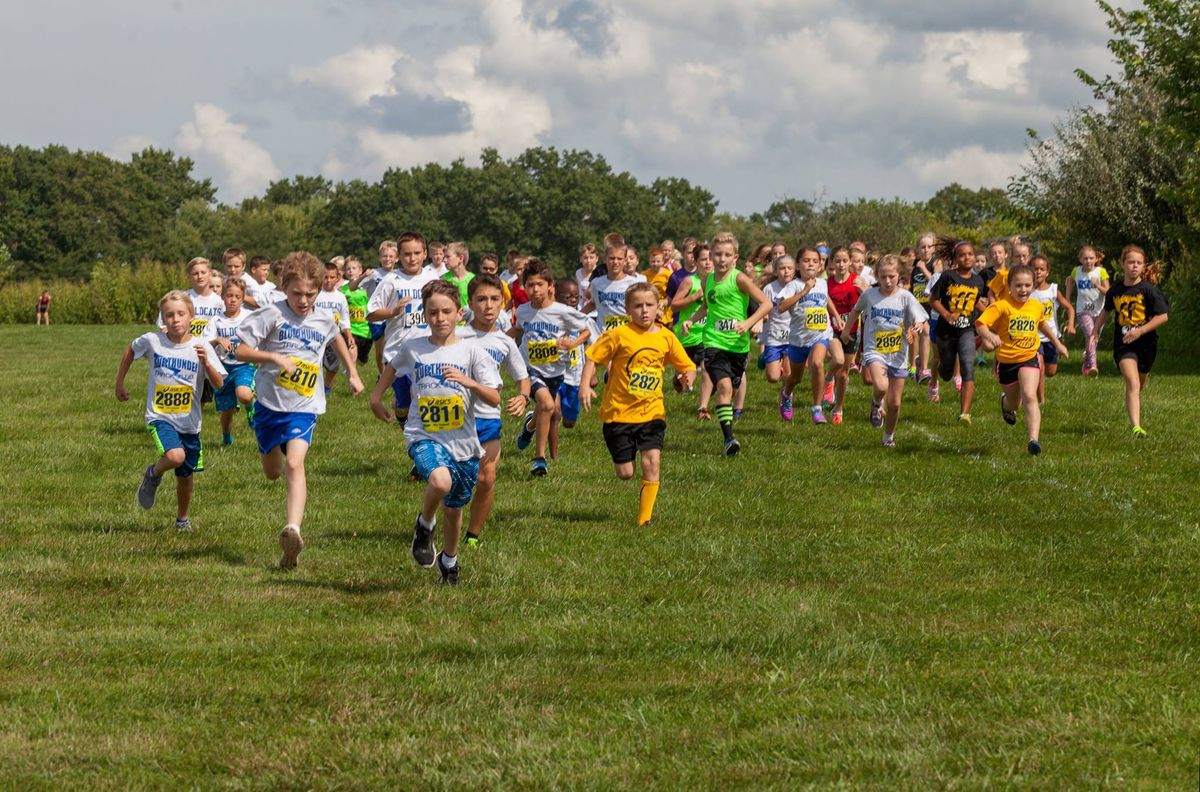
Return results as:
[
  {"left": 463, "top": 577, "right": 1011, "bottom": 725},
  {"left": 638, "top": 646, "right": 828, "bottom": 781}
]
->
[{"left": 0, "top": 0, "right": 1118, "bottom": 214}]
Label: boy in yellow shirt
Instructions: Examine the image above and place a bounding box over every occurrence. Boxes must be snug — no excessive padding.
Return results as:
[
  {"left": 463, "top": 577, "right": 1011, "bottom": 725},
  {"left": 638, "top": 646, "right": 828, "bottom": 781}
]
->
[{"left": 581, "top": 283, "right": 696, "bottom": 527}]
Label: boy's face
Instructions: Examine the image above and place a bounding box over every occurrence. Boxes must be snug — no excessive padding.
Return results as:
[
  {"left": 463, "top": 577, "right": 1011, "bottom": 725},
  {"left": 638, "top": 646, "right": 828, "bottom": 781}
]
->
[
  {"left": 710, "top": 242, "right": 737, "bottom": 274},
  {"left": 346, "top": 261, "right": 363, "bottom": 280},
  {"left": 1122, "top": 252, "right": 1144, "bottom": 279},
  {"left": 555, "top": 283, "right": 579, "bottom": 307},
  {"left": 285, "top": 278, "right": 319, "bottom": 315},
  {"left": 581, "top": 250, "right": 598, "bottom": 269},
  {"left": 771, "top": 244, "right": 787, "bottom": 260},
  {"left": 989, "top": 244, "right": 1009, "bottom": 266},
  {"left": 627, "top": 290, "right": 658, "bottom": 329},
  {"left": 525, "top": 275, "right": 551, "bottom": 306},
  {"left": 432, "top": 248, "right": 445, "bottom": 266},
  {"left": 606, "top": 248, "right": 625, "bottom": 278},
  {"left": 161, "top": 300, "right": 193, "bottom": 339},
  {"left": 251, "top": 262, "right": 270, "bottom": 283},
  {"left": 446, "top": 250, "right": 463, "bottom": 270},
  {"left": 955, "top": 245, "right": 976, "bottom": 271},
  {"left": 469, "top": 286, "right": 504, "bottom": 325},
  {"left": 975, "top": 253, "right": 988, "bottom": 271},
  {"left": 323, "top": 269, "right": 339, "bottom": 291},
  {"left": 226, "top": 258, "right": 245, "bottom": 277},
  {"left": 222, "top": 286, "right": 244, "bottom": 314},
  {"left": 399, "top": 241, "right": 426, "bottom": 274},
  {"left": 379, "top": 247, "right": 398, "bottom": 270},
  {"left": 479, "top": 260, "right": 498, "bottom": 275},
  {"left": 424, "top": 293, "right": 460, "bottom": 338},
  {"left": 695, "top": 249, "right": 712, "bottom": 274},
  {"left": 189, "top": 265, "right": 211, "bottom": 292},
  {"left": 649, "top": 253, "right": 664, "bottom": 271},
  {"left": 210, "top": 273, "right": 224, "bottom": 292}
]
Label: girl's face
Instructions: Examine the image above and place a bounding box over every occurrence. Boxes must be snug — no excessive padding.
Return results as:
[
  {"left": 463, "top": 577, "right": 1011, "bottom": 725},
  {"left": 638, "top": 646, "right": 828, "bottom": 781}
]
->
[
  {"left": 830, "top": 251, "right": 851, "bottom": 278},
  {"left": 774, "top": 259, "right": 795, "bottom": 283},
  {"left": 877, "top": 266, "right": 899, "bottom": 294},
  {"left": 771, "top": 244, "right": 787, "bottom": 260},
  {"left": 955, "top": 245, "right": 975, "bottom": 271},
  {"left": 695, "top": 249, "right": 712, "bottom": 275},
  {"left": 624, "top": 249, "right": 639, "bottom": 274},
  {"left": 917, "top": 237, "right": 936, "bottom": 262},
  {"left": 581, "top": 250, "right": 598, "bottom": 269},
  {"left": 989, "top": 244, "right": 1008, "bottom": 266},
  {"left": 1009, "top": 271, "right": 1034, "bottom": 302},
  {"left": 1079, "top": 249, "right": 1097, "bottom": 270},
  {"left": 285, "top": 278, "right": 320, "bottom": 315},
  {"left": 975, "top": 253, "right": 988, "bottom": 271},
  {"left": 1033, "top": 259, "right": 1049, "bottom": 286},
  {"left": 799, "top": 252, "right": 822, "bottom": 279},
  {"left": 222, "top": 286, "right": 244, "bottom": 315},
  {"left": 1122, "top": 251, "right": 1145, "bottom": 280}
]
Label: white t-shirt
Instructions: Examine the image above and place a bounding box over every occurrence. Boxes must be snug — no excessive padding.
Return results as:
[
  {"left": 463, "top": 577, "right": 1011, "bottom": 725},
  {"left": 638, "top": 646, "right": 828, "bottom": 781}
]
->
[
  {"left": 762, "top": 279, "right": 800, "bottom": 347},
  {"left": 388, "top": 337, "right": 501, "bottom": 461},
  {"left": 424, "top": 263, "right": 448, "bottom": 278},
  {"left": 1071, "top": 266, "right": 1109, "bottom": 314},
  {"left": 574, "top": 267, "right": 597, "bottom": 306},
  {"left": 787, "top": 279, "right": 834, "bottom": 347},
  {"left": 563, "top": 317, "right": 600, "bottom": 387},
  {"left": 461, "top": 308, "right": 512, "bottom": 333},
  {"left": 130, "top": 332, "right": 226, "bottom": 434},
  {"left": 210, "top": 309, "right": 252, "bottom": 367},
  {"left": 157, "top": 289, "right": 223, "bottom": 339},
  {"left": 367, "top": 269, "right": 440, "bottom": 346},
  {"left": 236, "top": 303, "right": 339, "bottom": 415},
  {"left": 357, "top": 268, "right": 392, "bottom": 300},
  {"left": 588, "top": 274, "right": 640, "bottom": 331},
  {"left": 245, "top": 279, "right": 276, "bottom": 309},
  {"left": 856, "top": 288, "right": 928, "bottom": 370},
  {"left": 513, "top": 301, "right": 590, "bottom": 378},
  {"left": 314, "top": 289, "right": 351, "bottom": 332},
  {"left": 457, "top": 324, "right": 529, "bottom": 420},
  {"left": 1031, "top": 283, "right": 1060, "bottom": 342}
]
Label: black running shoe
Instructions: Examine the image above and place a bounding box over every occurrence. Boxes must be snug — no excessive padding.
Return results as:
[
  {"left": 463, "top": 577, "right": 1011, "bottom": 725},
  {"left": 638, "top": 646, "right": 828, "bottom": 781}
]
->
[
  {"left": 1028, "top": 440, "right": 1042, "bottom": 456},
  {"left": 1000, "top": 393, "right": 1017, "bottom": 426},
  {"left": 723, "top": 437, "right": 741, "bottom": 457},
  {"left": 411, "top": 517, "right": 436, "bottom": 568},
  {"left": 436, "top": 551, "right": 459, "bottom": 585}
]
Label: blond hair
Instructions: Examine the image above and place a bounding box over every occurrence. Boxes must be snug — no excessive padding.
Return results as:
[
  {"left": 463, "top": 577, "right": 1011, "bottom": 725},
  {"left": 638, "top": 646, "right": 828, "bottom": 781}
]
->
[
  {"left": 448, "top": 241, "right": 469, "bottom": 261},
  {"left": 186, "top": 257, "right": 211, "bottom": 274},
  {"left": 710, "top": 232, "right": 739, "bottom": 253},
  {"left": 379, "top": 240, "right": 398, "bottom": 253},
  {"left": 279, "top": 251, "right": 324, "bottom": 290},
  {"left": 158, "top": 289, "right": 195, "bottom": 316}
]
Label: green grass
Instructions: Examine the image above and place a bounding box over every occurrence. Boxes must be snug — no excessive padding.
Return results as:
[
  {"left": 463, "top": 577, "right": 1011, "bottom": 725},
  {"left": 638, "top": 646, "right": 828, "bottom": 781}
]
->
[{"left": 1, "top": 324, "right": 1198, "bottom": 788}]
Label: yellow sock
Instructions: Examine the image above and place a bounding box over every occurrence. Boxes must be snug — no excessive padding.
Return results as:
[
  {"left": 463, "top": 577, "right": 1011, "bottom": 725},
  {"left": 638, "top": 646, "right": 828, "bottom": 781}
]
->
[{"left": 638, "top": 480, "right": 660, "bottom": 526}]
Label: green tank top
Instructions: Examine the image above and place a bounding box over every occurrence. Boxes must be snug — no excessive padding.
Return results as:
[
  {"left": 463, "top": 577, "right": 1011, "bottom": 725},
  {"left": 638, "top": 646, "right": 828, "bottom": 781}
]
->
[
  {"left": 341, "top": 285, "right": 370, "bottom": 338},
  {"left": 703, "top": 270, "right": 750, "bottom": 353},
  {"left": 677, "top": 274, "right": 705, "bottom": 347}
]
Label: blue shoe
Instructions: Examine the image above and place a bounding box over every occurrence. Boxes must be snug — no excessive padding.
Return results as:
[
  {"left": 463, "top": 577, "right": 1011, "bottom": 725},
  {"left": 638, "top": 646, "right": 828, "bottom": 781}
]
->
[
  {"left": 222, "top": 432, "right": 233, "bottom": 446},
  {"left": 530, "top": 457, "right": 548, "bottom": 477},
  {"left": 515, "top": 411, "right": 535, "bottom": 450}
]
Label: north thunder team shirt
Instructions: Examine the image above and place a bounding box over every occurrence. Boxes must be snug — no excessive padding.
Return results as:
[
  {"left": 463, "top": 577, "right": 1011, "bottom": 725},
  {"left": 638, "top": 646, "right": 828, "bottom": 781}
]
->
[
  {"left": 237, "top": 303, "right": 338, "bottom": 415},
  {"left": 131, "top": 332, "right": 227, "bottom": 434}
]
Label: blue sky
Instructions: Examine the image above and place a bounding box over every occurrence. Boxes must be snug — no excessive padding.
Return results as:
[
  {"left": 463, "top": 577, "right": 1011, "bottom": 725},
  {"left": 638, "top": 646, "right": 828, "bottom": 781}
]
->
[{"left": 1, "top": 0, "right": 1117, "bottom": 213}]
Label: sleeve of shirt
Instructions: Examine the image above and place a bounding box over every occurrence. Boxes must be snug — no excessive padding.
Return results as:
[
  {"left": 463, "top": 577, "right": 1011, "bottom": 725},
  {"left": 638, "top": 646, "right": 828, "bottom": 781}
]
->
[
  {"left": 367, "top": 278, "right": 394, "bottom": 313},
  {"left": 471, "top": 346, "right": 503, "bottom": 390},
  {"left": 237, "top": 307, "right": 273, "bottom": 348},
  {"left": 977, "top": 302, "right": 1002, "bottom": 330},
  {"left": 502, "top": 336, "right": 529, "bottom": 381},
  {"left": 386, "top": 341, "right": 412, "bottom": 373},
  {"left": 205, "top": 354, "right": 228, "bottom": 381},
  {"left": 987, "top": 271, "right": 1006, "bottom": 295},
  {"left": 929, "top": 276, "right": 945, "bottom": 304},
  {"left": 130, "top": 333, "right": 153, "bottom": 360},
  {"left": 1103, "top": 289, "right": 1116, "bottom": 313},
  {"left": 336, "top": 295, "right": 351, "bottom": 331},
  {"left": 1150, "top": 286, "right": 1170, "bottom": 315},
  {"left": 664, "top": 331, "right": 696, "bottom": 372},
  {"left": 585, "top": 329, "right": 616, "bottom": 366},
  {"left": 904, "top": 291, "right": 928, "bottom": 324}
]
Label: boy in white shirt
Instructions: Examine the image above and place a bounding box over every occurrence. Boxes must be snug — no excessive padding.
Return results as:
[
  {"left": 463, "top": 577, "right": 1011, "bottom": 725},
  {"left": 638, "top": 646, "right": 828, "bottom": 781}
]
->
[{"left": 314, "top": 260, "right": 355, "bottom": 395}]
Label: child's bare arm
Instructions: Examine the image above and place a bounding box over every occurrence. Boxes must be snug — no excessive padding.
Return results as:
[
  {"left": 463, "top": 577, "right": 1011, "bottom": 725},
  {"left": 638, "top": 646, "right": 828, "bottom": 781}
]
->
[
  {"left": 115, "top": 345, "right": 135, "bottom": 401},
  {"left": 369, "top": 363, "right": 397, "bottom": 422}
]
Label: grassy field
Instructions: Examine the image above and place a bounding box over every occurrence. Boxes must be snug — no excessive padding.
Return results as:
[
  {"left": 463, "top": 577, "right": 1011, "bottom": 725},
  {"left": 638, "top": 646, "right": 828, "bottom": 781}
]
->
[{"left": 1, "top": 324, "right": 1198, "bottom": 788}]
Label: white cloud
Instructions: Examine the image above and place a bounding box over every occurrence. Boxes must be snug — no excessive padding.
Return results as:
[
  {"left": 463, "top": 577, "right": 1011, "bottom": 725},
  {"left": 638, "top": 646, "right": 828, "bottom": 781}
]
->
[
  {"left": 108, "top": 134, "right": 159, "bottom": 160},
  {"left": 923, "top": 31, "right": 1030, "bottom": 93},
  {"left": 175, "top": 103, "right": 280, "bottom": 201},
  {"left": 907, "top": 145, "right": 1028, "bottom": 190},
  {"left": 289, "top": 46, "right": 402, "bottom": 104}
]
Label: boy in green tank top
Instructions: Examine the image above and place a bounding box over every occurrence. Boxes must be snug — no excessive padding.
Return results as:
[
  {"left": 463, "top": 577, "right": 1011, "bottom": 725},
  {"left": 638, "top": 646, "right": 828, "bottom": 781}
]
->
[
  {"left": 341, "top": 257, "right": 373, "bottom": 364},
  {"left": 679, "top": 232, "right": 772, "bottom": 456},
  {"left": 670, "top": 244, "right": 712, "bottom": 401}
]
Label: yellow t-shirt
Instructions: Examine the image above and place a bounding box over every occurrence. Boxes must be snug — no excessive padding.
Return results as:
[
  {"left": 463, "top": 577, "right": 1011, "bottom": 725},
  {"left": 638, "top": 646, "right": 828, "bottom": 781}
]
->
[
  {"left": 988, "top": 268, "right": 1009, "bottom": 302},
  {"left": 977, "top": 297, "right": 1043, "bottom": 364},
  {"left": 648, "top": 268, "right": 673, "bottom": 326},
  {"left": 586, "top": 323, "right": 695, "bottom": 424}
]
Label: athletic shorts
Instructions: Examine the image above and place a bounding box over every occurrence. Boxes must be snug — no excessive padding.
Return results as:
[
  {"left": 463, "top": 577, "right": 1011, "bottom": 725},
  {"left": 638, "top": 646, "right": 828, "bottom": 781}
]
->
[
  {"left": 928, "top": 313, "right": 939, "bottom": 342},
  {"left": 214, "top": 363, "right": 255, "bottom": 412},
  {"left": 475, "top": 417, "right": 502, "bottom": 444},
  {"left": 1039, "top": 340, "right": 1059, "bottom": 366},
  {"left": 530, "top": 372, "right": 564, "bottom": 396},
  {"left": 703, "top": 348, "right": 746, "bottom": 387},
  {"left": 354, "top": 334, "right": 373, "bottom": 364},
  {"left": 36, "top": 304, "right": 48, "bottom": 314},
  {"left": 997, "top": 356, "right": 1040, "bottom": 385},
  {"left": 558, "top": 383, "right": 581, "bottom": 423},
  {"left": 862, "top": 355, "right": 908, "bottom": 380},
  {"left": 253, "top": 405, "right": 317, "bottom": 455},
  {"left": 322, "top": 344, "right": 340, "bottom": 373},
  {"left": 761, "top": 345, "right": 789, "bottom": 365},
  {"left": 684, "top": 345, "right": 704, "bottom": 366},
  {"left": 393, "top": 374, "right": 413, "bottom": 411},
  {"left": 787, "top": 339, "right": 829, "bottom": 366},
  {"left": 1115, "top": 340, "right": 1158, "bottom": 374},
  {"left": 409, "top": 440, "right": 480, "bottom": 509},
  {"left": 369, "top": 321, "right": 386, "bottom": 341},
  {"left": 147, "top": 421, "right": 203, "bottom": 478},
  {"left": 602, "top": 419, "right": 666, "bottom": 464}
]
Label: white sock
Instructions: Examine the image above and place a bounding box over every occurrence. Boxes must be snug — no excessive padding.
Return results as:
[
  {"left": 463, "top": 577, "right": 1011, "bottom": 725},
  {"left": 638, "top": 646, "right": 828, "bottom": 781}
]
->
[
  {"left": 811, "top": 404, "right": 821, "bottom": 413},
  {"left": 883, "top": 432, "right": 894, "bottom": 443},
  {"left": 442, "top": 552, "right": 457, "bottom": 568},
  {"left": 418, "top": 515, "right": 436, "bottom": 531}
]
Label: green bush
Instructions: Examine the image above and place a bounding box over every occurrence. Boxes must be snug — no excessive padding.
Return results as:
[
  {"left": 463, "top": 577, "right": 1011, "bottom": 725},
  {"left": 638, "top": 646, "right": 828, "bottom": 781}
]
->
[{"left": 0, "top": 260, "right": 188, "bottom": 324}]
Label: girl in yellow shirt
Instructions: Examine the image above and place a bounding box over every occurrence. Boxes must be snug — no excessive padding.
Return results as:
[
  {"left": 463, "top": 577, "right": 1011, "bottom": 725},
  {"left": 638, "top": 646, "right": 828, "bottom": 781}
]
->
[{"left": 976, "top": 264, "right": 1069, "bottom": 456}]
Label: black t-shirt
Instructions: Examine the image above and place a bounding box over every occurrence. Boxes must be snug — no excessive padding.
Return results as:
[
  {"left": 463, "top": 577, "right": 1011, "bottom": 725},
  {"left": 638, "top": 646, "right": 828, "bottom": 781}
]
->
[
  {"left": 1105, "top": 279, "right": 1169, "bottom": 350},
  {"left": 930, "top": 270, "right": 987, "bottom": 331},
  {"left": 980, "top": 265, "right": 999, "bottom": 289},
  {"left": 911, "top": 265, "right": 931, "bottom": 305}
]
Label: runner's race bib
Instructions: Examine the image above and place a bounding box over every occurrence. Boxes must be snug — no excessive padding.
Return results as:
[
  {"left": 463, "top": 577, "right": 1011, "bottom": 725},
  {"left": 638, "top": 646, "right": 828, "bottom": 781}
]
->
[
  {"left": 874, "top": 329, "right": 903, "bottom": 355},
  {"left": 804, "top": 308, "right": 828, "bottom": 331},
  {"left": 528, "top": 339, "right": 559, "bottom": 365},
  {"left": 189, "top": 318, "right": 209, "bottom": 337},
  {"left": 350, "top": 305, "right": 367, "bottom": 323},
  {"left": 418, "top": 395, "right": 465, "bottom": 431},
  {"left": 276, "top": 357, "right": 319, "bottom": 398},
  {"left": 153, "top": 384, "right": 193, "bottom": 414},
  {"left": 628, "top": 368, "right": 662, "bottom": 397},
  {"left": 604, "top": 314, "right": 629, "bottom": 330}
]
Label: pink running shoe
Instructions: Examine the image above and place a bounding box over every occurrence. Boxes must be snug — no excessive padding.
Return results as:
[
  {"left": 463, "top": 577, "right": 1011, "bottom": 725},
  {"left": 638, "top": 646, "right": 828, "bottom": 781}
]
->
[
  {"left": 823, "top": 381, "right": 835, "bottom": 407},
  {"left": 779, "top": 389, "right": 793, "bottom": 421},
  {"left": 954, "top": 375, "right": 963, "bottom": 392},
  {"left": 927, "top": 381, "right": 940, "bottom": 403},
  {"left": 811, "top": 407, "right": 827, "bottom": 425},
  {"left": 831, "top": 410, "right": 843, "bottom": 425}
]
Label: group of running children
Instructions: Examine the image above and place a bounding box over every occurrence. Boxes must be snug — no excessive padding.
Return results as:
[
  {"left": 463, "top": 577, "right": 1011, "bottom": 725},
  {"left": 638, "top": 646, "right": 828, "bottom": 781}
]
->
[{"left": 114, "top": 231, "right": 1169, "bottom": 583}]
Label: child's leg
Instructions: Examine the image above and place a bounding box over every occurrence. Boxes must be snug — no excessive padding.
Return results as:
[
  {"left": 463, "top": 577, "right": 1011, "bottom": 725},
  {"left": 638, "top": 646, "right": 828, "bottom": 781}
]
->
[
  {"left": 1079, "top": 313, "right": 1097, "bottom": 370},
  {"left": 175, "top": 475, "right": 194, "bottom": 520},
  {"left": 282, "top": 440, "right": 310, "bottom": 527},
  {"left": 155, "top": 447, "right": 186, "bottom": 477},
  {"left": 374, "top": 339, "right": 385, "bottom": 373},
  {"left": 533, "top": 388, "right": 556, "bottom": 459},
  {"left": 829, "top": 340, "right": 849, "bottom": 411},
  {"left": 549, "top": 399, "right": 561, "bottom": 461},
  {"left": 637, "top": 449, "right": 662, "bottom": 526},
  {"left": 441, "top": 506, "right": 463, "bottom": 558},
  {"left": 1018, "top": 366, "right": 1041, "bottom": 442},
  {"left": 869, "top": 362, "right": 887, "bottom": 405},
  {"left": 807, "top": 344, "right": 828, "bottom": 407},
  {"left": 956, "top": 332, "right": 976, "bottom": 414},
  {"left": 466, "top": 441, "right": 501, "bottom": 538},
  {"left": 1118, "top": 357, "right": 1144, "bottom": 427},
  {"left": 734, "top": 376, "right": 747, "bottom": 412},
  {"left": 713, "top": 375, "right": 734, "bottom": 440},
  {"left": 765, "top": 358, "right": 783, "bottom": 384},
  {"left": 423, "top": 467, "right": 453, "bottom": 525},
  {"left": 324, "top": 368, "right": 337, "bottom": 389},
  {"left": 219, "top": 408, "right": 235, "bottom": 437},
  {"left": 698, "top": 364, "right": 713, "bottom": 412},
  {"left": 884, "top": 375, "right": 906, "bottom": 437}
]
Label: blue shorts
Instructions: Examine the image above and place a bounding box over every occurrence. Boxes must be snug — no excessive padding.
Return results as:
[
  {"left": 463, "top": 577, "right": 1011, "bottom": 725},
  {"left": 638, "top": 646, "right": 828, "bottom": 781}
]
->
[
  {"left": 369, "top": 321, "right": 386, "bottom": 340},
  {"left": 761, "top": 344, "right": 789, "bottom": 365},
  {"left": 253, "top": 405, "right": 317, "bottom": 455},
  {"left": 409, "top": 440, "right": 480, "bottom": 509},
  {"left": 148, "top": 421, "right": 203, "bottom": 478},
  {"left": 475, "top": 417, "right": 503, "bottom": 444},
  {"left": 928, "top": 313, "right": 939, "bottom": 342},
  {"left": 787, "top": 339, "right": 829, "bottom": 366},
  {"left": 558, "top": 383, "right": 580, "bottom": 423},
  {"left": 393, "top": 374, "right": 413, "bottom": 411},
  {"left": 213, "top": 363, "right": 255, "bottom": 412},
  {"left": 1040, "top": 340, "right": 1059, "bottom": 366}
]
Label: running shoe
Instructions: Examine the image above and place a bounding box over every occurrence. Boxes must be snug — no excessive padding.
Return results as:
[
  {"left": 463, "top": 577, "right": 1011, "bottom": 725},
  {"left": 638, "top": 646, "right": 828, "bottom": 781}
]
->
[
  {"left": 959, "top": 413, "right": 972, "bottom": 427},
  {"left": 222, "top": 432, "right": 233, "bottom": 446},
  {"left": 811, "top": 407, "right": 827, "bottom": 425},
  {"left": 279, "top": 524, "right": 304, "bottom": 569},
  {"left": 823, "top": 381, "right": 835, "bottom": 407},
  {"left": 1132, "top": 426, "right": 1147, "bottom": 438},
  {"left": 411, "top": 517, "right": 436, "bottom": 568},
  {"left": 756, "top": 353, "right": 767, "bottom": 370},
  {"left": 530, "top": 457, "right": 549, "bottom": 476},
  {"left": 436, "top": 551, "right": 459, "bottom": 586},
  {"left": 245, "top": 401, "right": 256, "bottom": 429},
  {"left": 831, "top": 410, "right": 843, "bottom": 425},
  {"left": 917, "top": 368, "right": 932, "bottom": 384},
  {"left": 1086, "top": 366, "right": 1100, "bottom": 377},
  {"left": 954, "top": 375, "right": 963, "bottom": 392},
  {"left": 723, "top": 437, "right": 741, "bottom": 457},
  {"left": 464, "top": 533, "right": 481, "bottom": 549},
  {"left": 869, "top": 402, "right": 883, "bottom": 428},
  {"left": 927, "top": 381, "right": 940, "bottom": 403},
  {"left": 175, "top": 517, "right": 192, "bottom": 533},
  {"left": 908, "top": 365, "right": 917, "bottom": 379},
  {"left": 849, "top": 363, "right": 861, "bottom": 374},
  {"left": 733, "top": 408, "right": 744, "bottom": 420},
  {"left": 779, "top": 389, "right": 793, "bottom": 421},
  {"left": 408, "top": 464, "right": 421, "bottom": 482},
  {"left": 1028, "top": 440, "right": 1042, "bottom": 456},
  {"left": 1000, "top": 393, "right": 1017, "bottom": 426},
  {"left": 515, "top": 410, "right": 535, "bottom": 450},
  {"left": 137, "top": 464, "right": 162, "bottom": 510},
  {"left": 882, "top": 436, "right": 896, "bottom": 448}
]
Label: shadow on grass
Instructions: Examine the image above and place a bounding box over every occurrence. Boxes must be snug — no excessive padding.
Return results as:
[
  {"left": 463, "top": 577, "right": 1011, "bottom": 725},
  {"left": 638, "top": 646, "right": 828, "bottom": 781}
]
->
[
  {"left": 168, "top": 545, "right": 247, "bottom": 566},
  {"left": 272, "top": 576, "right": 412, "bottom": 595}
]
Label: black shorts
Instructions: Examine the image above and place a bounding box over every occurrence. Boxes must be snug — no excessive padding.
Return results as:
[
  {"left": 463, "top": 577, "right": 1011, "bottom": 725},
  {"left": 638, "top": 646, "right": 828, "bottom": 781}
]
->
[
  {"left": 354, "top": 333, "right": 373, "bottom": 364},
  {"left": 200, "top": 380, "right": 213, "bottom": 404},
  {"left": 531, "top": 372, "right": 565, "bottom": 395},
  {"left": 997, "top": 356, "right": 1040, "bottom": 385},
  {"left": 1115, "top": 341, "right": 1158, "bottom": 374},
  {"left": 602, "top": 419, "right": 666, "bottom": 464},
  {"left": 684, "top": 345, "right": 704, "bottom": 366},
  {"left": 703, "top": 348, "right": 747, "bottom": 387},
  {"left": 1039, "top": 340, "right": 1058, "bottom": 366}
]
